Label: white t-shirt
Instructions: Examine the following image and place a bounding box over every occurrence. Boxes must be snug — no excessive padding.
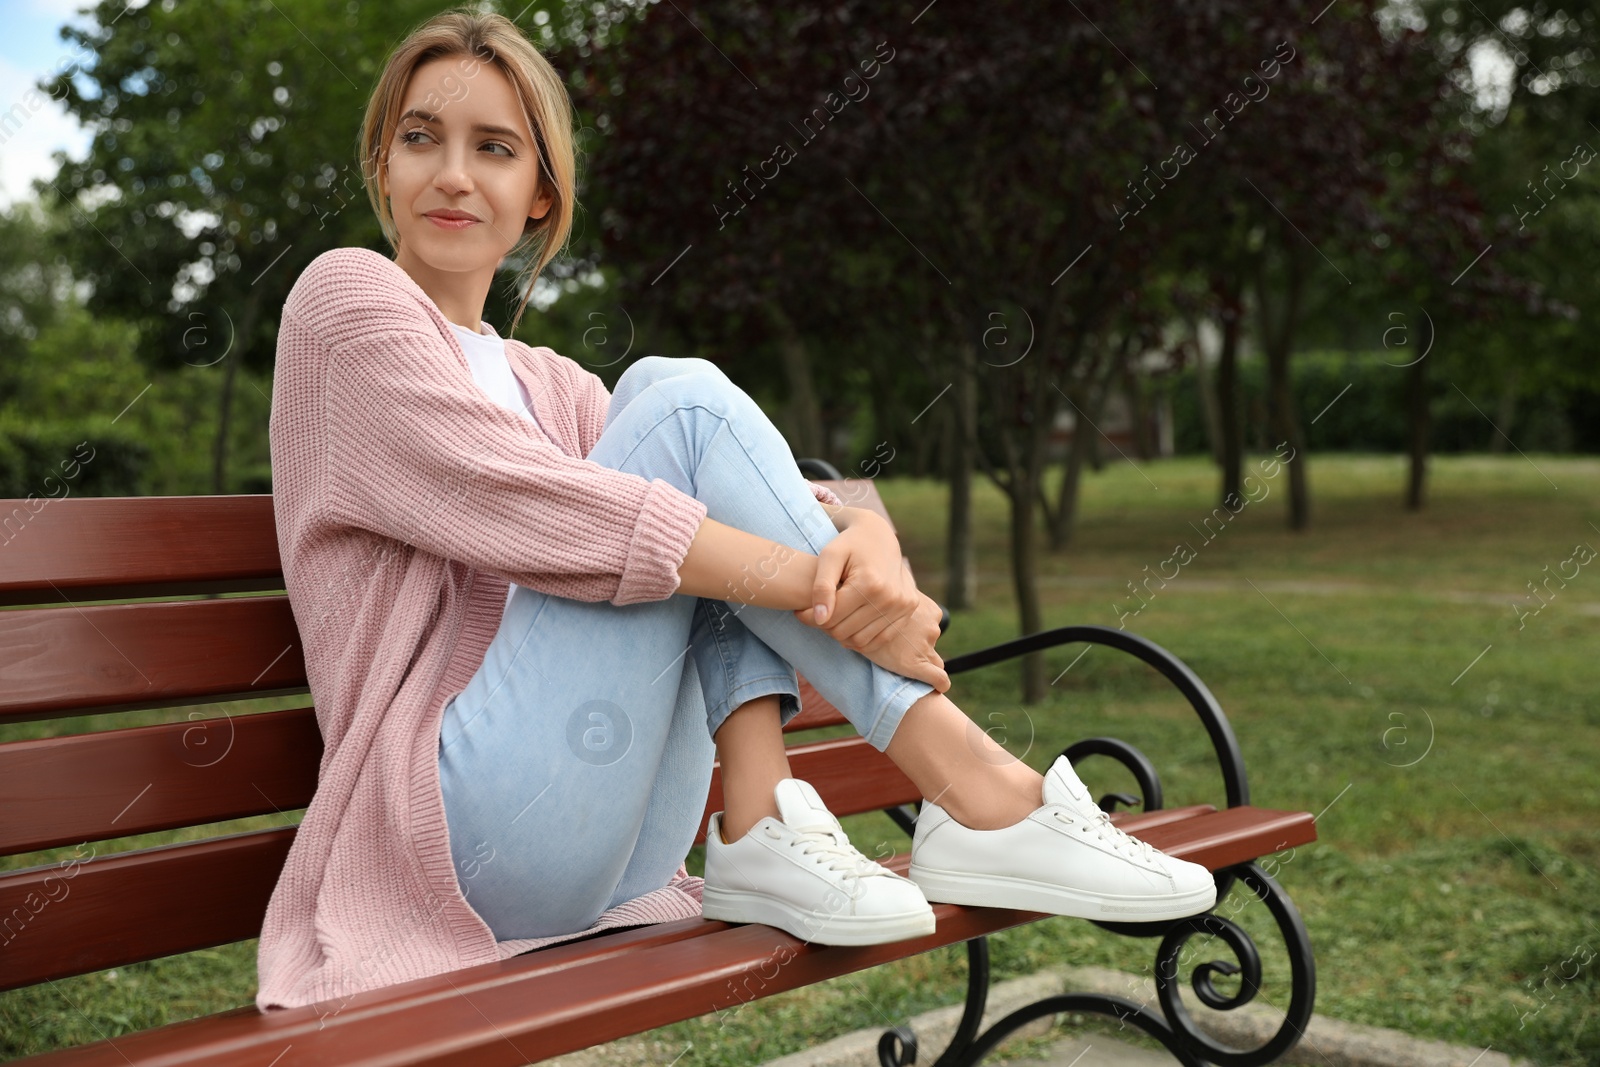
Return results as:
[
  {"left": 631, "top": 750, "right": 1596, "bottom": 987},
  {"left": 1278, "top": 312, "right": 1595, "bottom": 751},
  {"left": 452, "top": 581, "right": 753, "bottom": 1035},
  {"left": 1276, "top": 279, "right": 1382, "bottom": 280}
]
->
[
  {"left": 448, "top": 319, "right": 539, "bottom": 427},
  {"left": 447, "top": 319, "right": 545, "bottom": 621}
]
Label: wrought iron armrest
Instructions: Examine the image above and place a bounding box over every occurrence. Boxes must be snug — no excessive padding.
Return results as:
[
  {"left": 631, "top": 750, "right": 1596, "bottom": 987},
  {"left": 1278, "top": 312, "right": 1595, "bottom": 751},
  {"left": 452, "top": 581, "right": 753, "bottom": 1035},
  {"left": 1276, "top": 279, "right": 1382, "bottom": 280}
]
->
[
  {"left": 871, "top": 624, "right": 1315, "bottom": 1067},
  {"left": 943, "top": 624, "right": 1250, "bottom": 809}
]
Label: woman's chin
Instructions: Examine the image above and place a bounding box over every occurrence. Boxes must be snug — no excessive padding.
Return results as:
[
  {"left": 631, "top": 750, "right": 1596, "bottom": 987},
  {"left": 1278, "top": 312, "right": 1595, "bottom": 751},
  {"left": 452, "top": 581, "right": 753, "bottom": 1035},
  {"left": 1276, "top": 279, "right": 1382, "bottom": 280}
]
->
[{"left": 401, "top": 241, "right": 504, "bottom": 276}]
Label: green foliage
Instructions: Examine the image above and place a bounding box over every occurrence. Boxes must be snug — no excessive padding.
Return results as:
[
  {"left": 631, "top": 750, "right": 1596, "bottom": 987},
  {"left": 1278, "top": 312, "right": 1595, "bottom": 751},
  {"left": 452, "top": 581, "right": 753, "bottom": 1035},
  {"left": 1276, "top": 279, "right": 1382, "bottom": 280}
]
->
[
  {"left": 1160, "top": 351, "right": 1600, "bottom": 456},
  {"left": 0, "top": 417, "right": 146, "bottom": 499},
  {"left": 39, "top": 0, "right": 572, "bottom": 359},
  {"left": 0, "top": 286, "right": 275, "bottom": 495}
]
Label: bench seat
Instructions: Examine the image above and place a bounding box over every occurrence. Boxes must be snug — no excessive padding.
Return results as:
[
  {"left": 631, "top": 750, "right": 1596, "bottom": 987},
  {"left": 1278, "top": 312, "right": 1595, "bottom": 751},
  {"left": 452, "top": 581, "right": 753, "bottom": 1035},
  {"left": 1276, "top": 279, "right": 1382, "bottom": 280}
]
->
[
  {"left": 7, "top": 801, "right": 1313, "bottom": 1067},
  {"left": 1, "top": 485, "right": 1318, "bottom": 1067}
]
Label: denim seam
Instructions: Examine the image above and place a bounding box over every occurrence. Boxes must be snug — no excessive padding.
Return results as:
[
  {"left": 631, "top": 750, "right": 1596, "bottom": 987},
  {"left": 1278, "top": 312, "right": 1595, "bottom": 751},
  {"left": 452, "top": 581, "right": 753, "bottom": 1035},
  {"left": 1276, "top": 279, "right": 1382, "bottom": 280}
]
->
[
  {"left": 612, "top": 399, "right": 828, "bottom": 556},
  {"left": 700, "top": 599, "right": 742, "bottom": 726}
]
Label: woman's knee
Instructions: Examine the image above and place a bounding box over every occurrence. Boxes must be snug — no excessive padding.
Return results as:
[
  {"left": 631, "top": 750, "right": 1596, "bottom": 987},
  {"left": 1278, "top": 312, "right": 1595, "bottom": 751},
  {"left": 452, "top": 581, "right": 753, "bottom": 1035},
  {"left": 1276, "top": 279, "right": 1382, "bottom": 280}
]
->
[
  {"left": 609, "top": 357, "right": 734, "bottom": 429},
  {"left": 619, "top": 359, "right": 747, "bottom": 422},
  {"left": 618, "top": 355, "right": 728, "bottom": 394}
]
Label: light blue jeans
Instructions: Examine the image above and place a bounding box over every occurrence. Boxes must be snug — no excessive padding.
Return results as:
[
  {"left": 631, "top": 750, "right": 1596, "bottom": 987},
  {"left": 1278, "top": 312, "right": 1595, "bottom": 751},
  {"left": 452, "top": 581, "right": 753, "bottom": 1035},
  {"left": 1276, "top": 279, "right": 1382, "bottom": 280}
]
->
[{"left": 436, "top": 356, "right": 935, "bottom": 941}]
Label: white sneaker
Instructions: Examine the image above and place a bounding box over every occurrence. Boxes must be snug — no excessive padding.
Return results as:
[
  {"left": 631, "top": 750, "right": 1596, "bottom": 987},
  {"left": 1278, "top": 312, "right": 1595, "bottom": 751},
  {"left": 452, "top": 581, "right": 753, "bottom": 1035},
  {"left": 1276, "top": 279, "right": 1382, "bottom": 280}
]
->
[
  {"left": 908, "top": 756, "right": 1217, "bottom": 921},
  {"left": 702, "top": 778, "right": 937, "bottom": 946}
]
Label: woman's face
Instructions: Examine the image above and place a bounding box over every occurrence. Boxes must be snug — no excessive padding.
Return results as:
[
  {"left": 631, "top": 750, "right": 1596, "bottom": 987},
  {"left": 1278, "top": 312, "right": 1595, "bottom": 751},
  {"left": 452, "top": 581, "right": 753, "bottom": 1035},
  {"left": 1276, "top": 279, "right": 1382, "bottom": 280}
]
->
[{"left": 385, "top": 55, "right": 552, "bottom": 280}]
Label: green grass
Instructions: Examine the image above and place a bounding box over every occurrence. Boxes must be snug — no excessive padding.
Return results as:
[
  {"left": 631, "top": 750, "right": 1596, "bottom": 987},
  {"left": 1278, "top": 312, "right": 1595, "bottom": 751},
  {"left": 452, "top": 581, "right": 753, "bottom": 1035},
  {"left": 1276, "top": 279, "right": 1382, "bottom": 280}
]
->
[{"left": 3, "top": 454, "right": 1597, "bottom": 1065}]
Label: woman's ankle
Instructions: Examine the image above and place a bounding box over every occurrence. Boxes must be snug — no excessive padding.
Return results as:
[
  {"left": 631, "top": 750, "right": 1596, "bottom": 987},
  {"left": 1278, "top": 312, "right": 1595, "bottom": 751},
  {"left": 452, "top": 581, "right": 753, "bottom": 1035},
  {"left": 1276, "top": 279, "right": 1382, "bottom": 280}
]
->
[
  {"left": 713, "top": 695, "right": 792, "bottom": 842},
  {"left": 884, "top": 691, "right": 1045, "bottom": 831},
  {"left": 937, "top": 763, "right": 1044, "bottom": 831},
  {"left": 719, "top": 793, "right": 780, "bottom": 843}
]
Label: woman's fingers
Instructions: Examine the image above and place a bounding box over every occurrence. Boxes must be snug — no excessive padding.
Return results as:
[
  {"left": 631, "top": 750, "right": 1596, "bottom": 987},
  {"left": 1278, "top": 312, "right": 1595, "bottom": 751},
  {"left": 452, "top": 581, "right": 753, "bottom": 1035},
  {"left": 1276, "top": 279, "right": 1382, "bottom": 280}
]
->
[
  {"left": 810, "top": 540, "right": 848, "bottom": 625},
  {"left": 820, "top": 576, "right": 917, "bottom": 647}
]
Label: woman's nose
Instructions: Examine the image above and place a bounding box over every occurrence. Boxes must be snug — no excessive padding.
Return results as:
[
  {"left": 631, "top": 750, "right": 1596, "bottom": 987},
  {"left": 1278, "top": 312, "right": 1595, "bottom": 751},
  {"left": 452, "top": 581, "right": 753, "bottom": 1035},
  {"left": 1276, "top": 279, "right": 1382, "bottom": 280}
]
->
[{"left": 434, "top": 148, "right": 474, "bottom": 194}]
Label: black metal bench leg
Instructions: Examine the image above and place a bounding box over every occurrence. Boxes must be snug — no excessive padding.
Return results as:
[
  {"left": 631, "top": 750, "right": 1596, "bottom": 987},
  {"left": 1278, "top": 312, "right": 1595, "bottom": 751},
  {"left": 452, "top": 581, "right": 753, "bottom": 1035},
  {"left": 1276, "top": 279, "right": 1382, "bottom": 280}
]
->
[
  {"left": 1150, "top": 861, "right": 1317, "bottom": 1067},
  {"left": 876, "top": 859, "right": 1315, "bottom": 1067},
  {"left": 876, "top": 936, "right": 991, "bottom": 1067},
  {"left": 880, "top": 931, "right": 1208, "bottom": 1067}
]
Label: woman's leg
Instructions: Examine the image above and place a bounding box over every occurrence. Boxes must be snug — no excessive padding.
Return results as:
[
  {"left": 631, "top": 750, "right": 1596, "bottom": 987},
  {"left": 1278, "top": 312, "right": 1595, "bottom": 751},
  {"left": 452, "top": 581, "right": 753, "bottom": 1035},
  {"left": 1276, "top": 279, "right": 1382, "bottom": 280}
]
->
[
  {"left": 438, "top": 355, "right": 913, "bottom": 937},
  {"left": 437, "top": 582, "right": 710, "bottom": 938},
  {"left": 595, "top": 357, "right": 1043, "bottom": 830},
  {"left": 592, "top": 357, "right": 935, "bottom": 749}
]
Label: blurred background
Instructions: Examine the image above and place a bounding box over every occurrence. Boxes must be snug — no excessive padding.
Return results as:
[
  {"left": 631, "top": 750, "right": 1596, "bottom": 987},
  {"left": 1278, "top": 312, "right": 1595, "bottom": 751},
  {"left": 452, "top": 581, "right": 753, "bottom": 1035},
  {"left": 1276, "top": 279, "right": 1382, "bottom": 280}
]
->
[{"left": 1, "top": 1, "right": 1596, "bottom": 1064}]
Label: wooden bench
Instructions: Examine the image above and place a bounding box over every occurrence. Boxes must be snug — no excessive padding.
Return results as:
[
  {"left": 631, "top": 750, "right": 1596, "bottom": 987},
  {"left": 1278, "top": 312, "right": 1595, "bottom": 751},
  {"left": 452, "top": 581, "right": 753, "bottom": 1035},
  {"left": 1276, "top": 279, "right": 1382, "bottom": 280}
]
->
[{"left": 0, "top": 478, "right": 1318, "bottom": 1067}]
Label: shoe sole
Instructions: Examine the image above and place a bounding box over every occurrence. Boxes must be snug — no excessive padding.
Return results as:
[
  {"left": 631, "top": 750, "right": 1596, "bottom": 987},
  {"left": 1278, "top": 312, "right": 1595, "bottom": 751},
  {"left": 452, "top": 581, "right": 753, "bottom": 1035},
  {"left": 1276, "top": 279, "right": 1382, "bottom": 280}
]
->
[
  {"left": 907, "top": 864, "right": 1216, "bottom": 922},
  {"left": 701, "top": 886, "right": 937, "bottom": 946}
]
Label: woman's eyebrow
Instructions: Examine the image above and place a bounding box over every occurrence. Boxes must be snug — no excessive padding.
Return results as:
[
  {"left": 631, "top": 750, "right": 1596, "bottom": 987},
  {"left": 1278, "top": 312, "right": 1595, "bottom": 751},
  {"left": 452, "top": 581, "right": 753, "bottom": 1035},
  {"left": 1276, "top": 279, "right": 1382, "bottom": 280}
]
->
[{"left": 399, "top": 107, "right": 528, "bottom": 146}]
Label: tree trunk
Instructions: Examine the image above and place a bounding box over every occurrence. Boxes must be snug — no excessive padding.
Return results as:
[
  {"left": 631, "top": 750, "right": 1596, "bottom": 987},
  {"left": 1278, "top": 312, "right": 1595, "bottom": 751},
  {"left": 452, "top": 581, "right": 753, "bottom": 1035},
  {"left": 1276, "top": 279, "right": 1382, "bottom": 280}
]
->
[
  {"left": 1216, "top": 301, "right": 1244, "bottom": 508},
  {"left": 1008, "top": 477, "right": 1047, "bottom": 703},
  {"left": 1044, "top": 378, "right": 1101, "bottom": 551},
  {"left": 768, "top": 305, "right": 824, "bottom": 461},
  {"left": 210, "top": 288, "right": 263, "bottom": 495},
  {"left": 1124, "top": 359, "right": 1151, "bottom": 460},
  {"left": 1193, "top": 318, "right": 1224, "bottom": 468},
  {"left": 1259, "top": 247, "right": 1308, "bottom": 529},
  {"left": 1265, "top": 339, "right": 1309, "bottom": 528},
  {"left": 1405, "top": 354, "right": 1430, "bottom": 510},
  {"left": 945, "top": 350, "right": 975, "bottom": 610},
  {"left": 212, "top": 351, "right": 239, "bottom": 494}
]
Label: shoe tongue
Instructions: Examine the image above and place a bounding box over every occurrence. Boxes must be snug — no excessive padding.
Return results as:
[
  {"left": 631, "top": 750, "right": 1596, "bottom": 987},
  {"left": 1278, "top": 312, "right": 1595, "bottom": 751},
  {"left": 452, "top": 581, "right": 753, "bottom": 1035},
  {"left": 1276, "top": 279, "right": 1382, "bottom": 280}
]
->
[
  {"left": 774, "top": 779, "right": 841, "bottom": 835},
  {"left": 1043, "top": 757, "right": 1096, "bottom": 812}
]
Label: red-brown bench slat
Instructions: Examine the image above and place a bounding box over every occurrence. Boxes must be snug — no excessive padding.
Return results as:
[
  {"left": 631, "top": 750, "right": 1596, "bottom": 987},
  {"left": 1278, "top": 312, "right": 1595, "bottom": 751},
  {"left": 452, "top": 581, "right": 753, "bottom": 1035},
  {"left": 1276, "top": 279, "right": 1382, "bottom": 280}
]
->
[
  {"left": 0, "top": 734, "right": 909, "bottom": 988},
  {"left": 0, "top": 495, "right": 283, "bottom": 607},
  {"left": 0, "top": 828, "right": 294, "bottom": 992},
  {"left": 0, "top": 710, "right": 876, "bottom": 857},
  {"left": 0, "top": 481, "right": 877, "bottom": 609},
  {"left": 0, "top": 689, "right": 846, "bottom": 856},
  {"left": 1131, "top": 805, "right": 1316, "bottom": 871},
  {"left": 0, "top": 904, "right": 1042, "bottom": 1066},
  {"left": 0, "top": 707, "right": 322, "bottom": 855},
  {"left": 0, "top": 598, "right": 308, "bottom": 723}
]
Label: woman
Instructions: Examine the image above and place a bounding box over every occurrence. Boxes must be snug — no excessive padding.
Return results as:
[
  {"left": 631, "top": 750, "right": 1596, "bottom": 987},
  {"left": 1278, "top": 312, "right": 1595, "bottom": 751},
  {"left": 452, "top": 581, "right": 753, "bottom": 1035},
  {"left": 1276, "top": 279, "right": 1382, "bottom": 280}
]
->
[{"left": 259, "top": 8, "right": 1213, "bottom": 1013}]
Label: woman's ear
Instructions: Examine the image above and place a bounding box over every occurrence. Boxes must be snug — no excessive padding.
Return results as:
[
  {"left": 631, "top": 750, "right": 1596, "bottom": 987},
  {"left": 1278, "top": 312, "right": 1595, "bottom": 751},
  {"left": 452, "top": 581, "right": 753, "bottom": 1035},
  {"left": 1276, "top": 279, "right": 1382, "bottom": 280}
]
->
[{"left": 529, "top": 187, "right": 554, "bottom": 222}]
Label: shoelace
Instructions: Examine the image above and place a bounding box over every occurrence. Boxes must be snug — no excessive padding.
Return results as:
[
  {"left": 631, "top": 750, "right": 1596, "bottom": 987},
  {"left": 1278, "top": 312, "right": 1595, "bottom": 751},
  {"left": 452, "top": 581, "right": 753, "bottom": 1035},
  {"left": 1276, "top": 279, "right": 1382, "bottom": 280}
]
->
[
  {"left": 1054, "top": 806, "right": 1162, "bottom": 864},
  {"left": 766, "top": 824, "right": 889, "bottom": 879}
]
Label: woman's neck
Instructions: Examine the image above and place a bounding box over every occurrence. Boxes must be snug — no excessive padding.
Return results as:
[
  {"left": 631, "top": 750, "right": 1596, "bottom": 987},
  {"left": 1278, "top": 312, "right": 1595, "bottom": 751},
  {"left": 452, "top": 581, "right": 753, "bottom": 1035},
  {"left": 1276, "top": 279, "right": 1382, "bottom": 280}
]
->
[{"left": 395, "top": 251, "right": 492, "bottom": 332}]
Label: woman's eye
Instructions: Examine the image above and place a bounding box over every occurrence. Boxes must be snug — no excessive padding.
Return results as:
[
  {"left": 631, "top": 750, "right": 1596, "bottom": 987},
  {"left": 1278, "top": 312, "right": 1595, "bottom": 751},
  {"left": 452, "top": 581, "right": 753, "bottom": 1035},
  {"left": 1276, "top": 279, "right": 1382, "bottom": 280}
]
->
[
  {"left": 400, "top": 128, "right": 432, "bottom": 145},
  {"left": 483, "top": 142, "right": 514, "bottom": 157}
]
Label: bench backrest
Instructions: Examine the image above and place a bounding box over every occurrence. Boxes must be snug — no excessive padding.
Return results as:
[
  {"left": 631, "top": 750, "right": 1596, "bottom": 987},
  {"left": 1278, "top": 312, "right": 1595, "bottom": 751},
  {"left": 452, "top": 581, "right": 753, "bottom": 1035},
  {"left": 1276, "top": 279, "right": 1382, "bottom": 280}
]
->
[{"left": 0, "top": 481, "right": 917, "bottom": 993}]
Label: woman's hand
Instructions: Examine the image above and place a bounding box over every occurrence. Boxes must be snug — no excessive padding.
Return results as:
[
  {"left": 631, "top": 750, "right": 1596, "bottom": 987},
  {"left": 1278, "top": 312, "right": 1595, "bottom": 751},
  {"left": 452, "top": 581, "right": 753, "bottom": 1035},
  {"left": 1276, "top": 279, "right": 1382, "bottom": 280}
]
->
[{"left": 794, "top": 512, "right": 950, "bottom": 692}]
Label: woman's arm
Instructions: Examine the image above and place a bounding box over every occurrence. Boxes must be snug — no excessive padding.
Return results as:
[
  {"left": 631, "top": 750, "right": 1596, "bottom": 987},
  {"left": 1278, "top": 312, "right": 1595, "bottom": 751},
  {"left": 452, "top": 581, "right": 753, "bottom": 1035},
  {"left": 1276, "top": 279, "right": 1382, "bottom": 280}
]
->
[
  {"left": 674, "top": 516, "right": 819, "bottom": 608},
  {"left": 676, "top": 508, "right": 950, "bottom": 691},
  {"left": 673, "top": 503, "right": 879, "bottom": 607}
]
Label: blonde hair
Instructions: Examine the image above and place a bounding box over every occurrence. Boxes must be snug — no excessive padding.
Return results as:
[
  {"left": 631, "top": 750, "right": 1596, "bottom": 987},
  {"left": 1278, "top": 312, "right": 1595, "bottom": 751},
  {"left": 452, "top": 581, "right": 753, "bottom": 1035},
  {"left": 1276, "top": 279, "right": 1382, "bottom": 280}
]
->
[{"left": 359, "top": 9, "right": 576, "bottom": 333}]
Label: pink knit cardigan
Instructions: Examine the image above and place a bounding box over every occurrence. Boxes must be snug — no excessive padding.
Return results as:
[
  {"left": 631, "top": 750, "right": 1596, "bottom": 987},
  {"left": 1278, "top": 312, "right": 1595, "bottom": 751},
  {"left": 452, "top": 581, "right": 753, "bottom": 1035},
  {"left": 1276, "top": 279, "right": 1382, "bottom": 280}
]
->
[{"left": 260, "top": 247, "right": 841, "bottom": 1011}]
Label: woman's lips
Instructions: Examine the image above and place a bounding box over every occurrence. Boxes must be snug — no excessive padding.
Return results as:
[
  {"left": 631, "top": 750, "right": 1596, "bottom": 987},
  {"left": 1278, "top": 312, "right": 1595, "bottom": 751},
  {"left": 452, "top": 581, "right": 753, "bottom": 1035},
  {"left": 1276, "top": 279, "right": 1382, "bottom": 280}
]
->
[{"left": 425, "top": 214, "right": 479, "bottom": 231}]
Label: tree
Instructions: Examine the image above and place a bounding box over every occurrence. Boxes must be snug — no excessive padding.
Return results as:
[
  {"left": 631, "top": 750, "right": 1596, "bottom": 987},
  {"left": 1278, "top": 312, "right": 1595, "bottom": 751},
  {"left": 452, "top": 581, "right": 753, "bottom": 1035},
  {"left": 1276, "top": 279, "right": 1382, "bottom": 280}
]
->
[
  {"left": 38, "top": 0, "right": 563, "bottom": 491},
  {"left": 577, "top": 1, "right": 1182, "bottom": 701}
]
